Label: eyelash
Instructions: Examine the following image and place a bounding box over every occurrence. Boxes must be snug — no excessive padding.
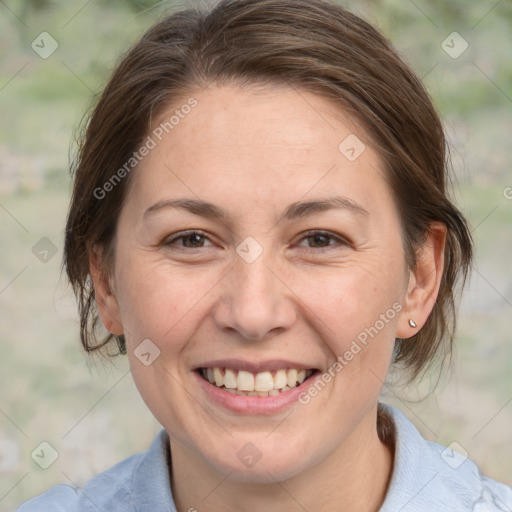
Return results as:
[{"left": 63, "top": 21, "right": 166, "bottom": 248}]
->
[{"left": 162, "top": 230, "right": 349, "bottom": 252}]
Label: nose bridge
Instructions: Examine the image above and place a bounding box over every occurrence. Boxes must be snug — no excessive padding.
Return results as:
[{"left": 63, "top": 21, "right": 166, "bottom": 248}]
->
[
  {"left": 233, "top": 233, "right": 278, "bottom": 301},
  {"left": 214, "top": 244, "right": 296, "bottom": 340},
  {"left": 235, "top": 251, "right": 277, "bottom": 304}
]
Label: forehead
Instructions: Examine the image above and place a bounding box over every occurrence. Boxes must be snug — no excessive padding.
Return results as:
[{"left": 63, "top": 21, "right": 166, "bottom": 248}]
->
[
  {"left": 128, "top": 84, "right": 390, "bottom": 219},
  {"left": 152, "top": 84, "right": 365, "bottom": 153}
]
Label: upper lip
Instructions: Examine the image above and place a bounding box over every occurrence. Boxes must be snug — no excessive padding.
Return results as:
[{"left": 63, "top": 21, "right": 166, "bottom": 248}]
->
[{"left": 194, "top": 359, "right": 319, "bottom": 373}]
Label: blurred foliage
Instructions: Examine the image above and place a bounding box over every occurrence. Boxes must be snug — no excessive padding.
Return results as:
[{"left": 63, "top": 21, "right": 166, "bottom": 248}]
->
[
  {"left": 17, "top": 0, "right": 165, "bottom": 13},
  {"left": 2, "top": 0, "right": 511, "bottom": 119}
]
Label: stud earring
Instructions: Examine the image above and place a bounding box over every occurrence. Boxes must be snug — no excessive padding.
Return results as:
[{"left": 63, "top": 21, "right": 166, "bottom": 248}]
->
[{"left": 408, "top": 319, "right": 417, "bottom": 328}]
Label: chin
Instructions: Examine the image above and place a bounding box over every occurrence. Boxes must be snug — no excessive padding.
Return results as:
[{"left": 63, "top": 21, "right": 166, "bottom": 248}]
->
[
  {"left": 199, "top": 437, "right": 316, "bottom": 484},
  {"left": 218, "top": 458, "right": 308, "bottom": 484}
]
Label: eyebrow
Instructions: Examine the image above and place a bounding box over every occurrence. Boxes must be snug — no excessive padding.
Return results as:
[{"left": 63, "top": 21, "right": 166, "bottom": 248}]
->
[{"left": 143, "top": 195, "right": 369, "bottom": 222}]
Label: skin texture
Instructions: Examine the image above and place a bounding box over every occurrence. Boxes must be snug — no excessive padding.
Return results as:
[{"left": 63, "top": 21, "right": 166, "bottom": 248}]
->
[{"left": 90, "top": 84, "right": 446, "bottom": 512}]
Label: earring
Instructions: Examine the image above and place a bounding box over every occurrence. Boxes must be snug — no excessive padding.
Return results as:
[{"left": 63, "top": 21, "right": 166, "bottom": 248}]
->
[{"left": 408, "top": 319, "right": 417, "bottom": 328}]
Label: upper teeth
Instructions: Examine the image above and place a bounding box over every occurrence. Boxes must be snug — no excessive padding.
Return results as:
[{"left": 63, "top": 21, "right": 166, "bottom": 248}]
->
[{"left": 202, "top": 367, "right": 312, "bottom": 393}]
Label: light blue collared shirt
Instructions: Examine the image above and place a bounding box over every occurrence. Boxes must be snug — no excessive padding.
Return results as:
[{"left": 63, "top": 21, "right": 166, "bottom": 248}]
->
[{"left": 17, "top": 405, "right": 512, "bottom": 511}]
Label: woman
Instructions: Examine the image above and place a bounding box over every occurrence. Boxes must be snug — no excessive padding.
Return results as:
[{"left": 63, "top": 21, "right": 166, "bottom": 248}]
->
[{"left": 18, "top": 0, "right": 512, "bottom": 510}]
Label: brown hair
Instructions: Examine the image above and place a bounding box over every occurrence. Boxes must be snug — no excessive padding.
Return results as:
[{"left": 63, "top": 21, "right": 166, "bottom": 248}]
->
[{"left": 64, "top": 0, "right": 473, "bottom": 381}]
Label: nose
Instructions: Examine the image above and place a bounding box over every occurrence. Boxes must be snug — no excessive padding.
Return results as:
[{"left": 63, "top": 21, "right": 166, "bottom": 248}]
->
[{"left": 213, "top": 253, "right": 297, "bottom": 341}]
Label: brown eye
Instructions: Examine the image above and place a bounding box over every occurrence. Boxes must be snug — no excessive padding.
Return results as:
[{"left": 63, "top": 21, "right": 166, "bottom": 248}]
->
[
  {"left": 163, "top": 231, "right": 213, "bottom": 249},
  {"left": 296, "top": 230, "right": 349, "bottom": 251},
  {"left": 306, "top": 233, "right": 331, "bottom": 248}
]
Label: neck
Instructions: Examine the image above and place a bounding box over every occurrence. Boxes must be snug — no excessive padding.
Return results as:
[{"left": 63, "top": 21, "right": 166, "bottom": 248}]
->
[{"left": 169, "top": 406, "right": 394, "bottom": 512}]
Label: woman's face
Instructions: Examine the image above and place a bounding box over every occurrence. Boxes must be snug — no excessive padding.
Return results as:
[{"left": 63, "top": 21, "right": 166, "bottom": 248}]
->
[{"left": 99, "top": 84, "right": 416, "bottom": 481}]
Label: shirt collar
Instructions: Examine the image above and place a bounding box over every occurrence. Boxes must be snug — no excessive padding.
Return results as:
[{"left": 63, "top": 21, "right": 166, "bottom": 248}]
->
[
  {"left": 132, "top": 429, "right": 177, "bottom": 512},
  {"left": 130, "top": 404, "right": 487, "bottom": 511},
  {"left": 130, "top": 406, "right": 434, "bottom": 511},
  {"left": 378, "top": 403, "right": 483, "bottom": 511}
]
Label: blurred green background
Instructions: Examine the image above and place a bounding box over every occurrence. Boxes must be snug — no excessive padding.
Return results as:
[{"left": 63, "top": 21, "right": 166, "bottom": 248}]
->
[{"left": 0, "top": 0, "right": 511, "bottom": 510}]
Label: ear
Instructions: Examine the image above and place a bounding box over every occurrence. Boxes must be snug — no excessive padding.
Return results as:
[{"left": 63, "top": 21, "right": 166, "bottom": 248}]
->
[
  {"left": 396, "top": 222, "right": 447, "bottom": 338},
  {"left": 89, "top": 246, "right": 124, "bottom": 336}
]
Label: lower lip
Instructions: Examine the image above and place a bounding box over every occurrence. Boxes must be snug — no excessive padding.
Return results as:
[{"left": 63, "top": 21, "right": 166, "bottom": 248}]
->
[{"left": 194, "top": 370, "right": 319, "bottom": 415}]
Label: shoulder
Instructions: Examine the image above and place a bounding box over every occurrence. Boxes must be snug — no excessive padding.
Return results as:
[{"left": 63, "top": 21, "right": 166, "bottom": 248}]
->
[
  {"left": 379, "top": 404, "right": 512, "bottom": 512},
  {"left": 17, "top": 452, "right": 141, "bottom": 512},
  {"left": 17, "top": 430, "right": 172, "bottom": 512}
]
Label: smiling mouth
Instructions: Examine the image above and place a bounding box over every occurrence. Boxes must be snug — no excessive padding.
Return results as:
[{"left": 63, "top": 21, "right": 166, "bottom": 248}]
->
[{"left": 198, "top": 367, "right": 318, "bottom": 397}]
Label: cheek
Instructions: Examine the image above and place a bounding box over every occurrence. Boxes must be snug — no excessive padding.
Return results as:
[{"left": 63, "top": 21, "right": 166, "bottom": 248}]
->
[
  {"left": 304, "top": 260, "right": 404, "bottom": 338},
  {"left": 113, "top": 252, "right": 218, "bottom": 347},
  {"left": 295, "top": 257, "right": 404, "bottom": 395}
]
